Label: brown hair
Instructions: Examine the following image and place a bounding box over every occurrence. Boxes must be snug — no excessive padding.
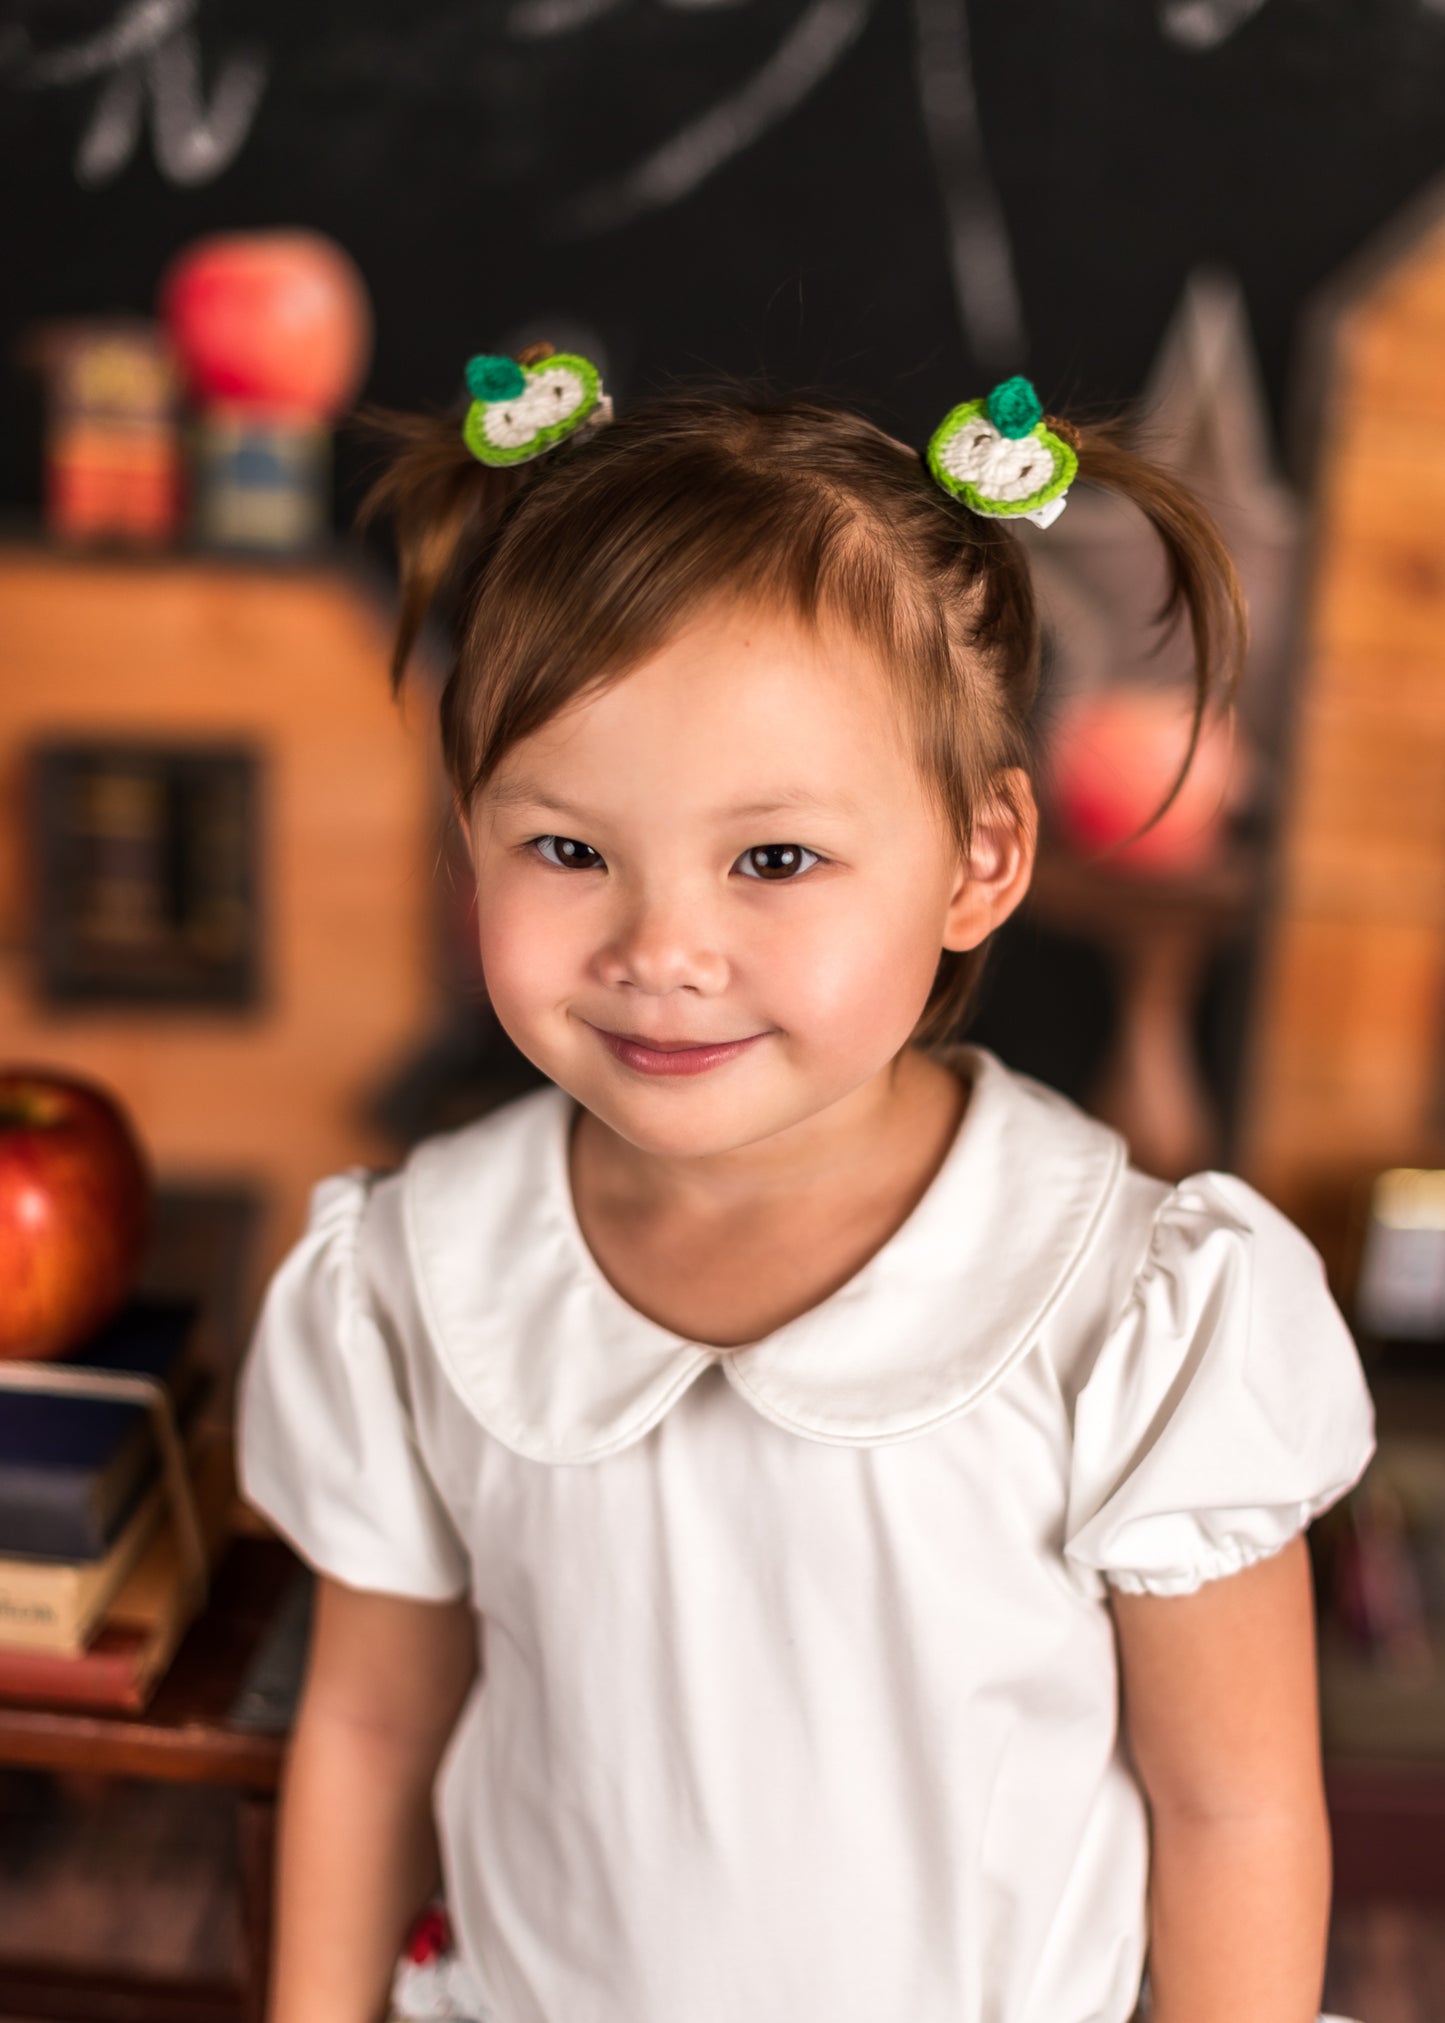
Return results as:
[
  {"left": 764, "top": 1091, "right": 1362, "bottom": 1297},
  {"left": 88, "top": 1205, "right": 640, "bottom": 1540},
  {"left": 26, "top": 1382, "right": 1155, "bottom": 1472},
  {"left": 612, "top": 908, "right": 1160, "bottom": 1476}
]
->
[{"left": 361, "top": 378, "right": 1245, "bottom": 1044}]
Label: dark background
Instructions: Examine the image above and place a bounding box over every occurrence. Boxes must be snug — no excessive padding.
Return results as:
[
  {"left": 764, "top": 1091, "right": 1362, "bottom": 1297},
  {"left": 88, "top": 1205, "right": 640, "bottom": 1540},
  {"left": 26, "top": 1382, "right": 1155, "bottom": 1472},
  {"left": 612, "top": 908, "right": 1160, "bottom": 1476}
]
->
[
  {"left": 6, "top": 0, "right": 1445, "bottom": 498},
  {"left": 5, "top": 0, "right": 1445, "bottom": 1120}
]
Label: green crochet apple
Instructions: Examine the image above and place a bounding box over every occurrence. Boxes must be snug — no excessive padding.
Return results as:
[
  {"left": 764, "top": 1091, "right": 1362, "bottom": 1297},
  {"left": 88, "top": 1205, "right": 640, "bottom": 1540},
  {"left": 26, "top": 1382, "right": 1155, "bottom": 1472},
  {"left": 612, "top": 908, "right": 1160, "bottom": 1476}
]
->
[
  {"left": 926, "top": 377, "right": 1077, "bottom": 528},
  {"left": 462, "top": 352, "right": 606, "bottom": 467}
]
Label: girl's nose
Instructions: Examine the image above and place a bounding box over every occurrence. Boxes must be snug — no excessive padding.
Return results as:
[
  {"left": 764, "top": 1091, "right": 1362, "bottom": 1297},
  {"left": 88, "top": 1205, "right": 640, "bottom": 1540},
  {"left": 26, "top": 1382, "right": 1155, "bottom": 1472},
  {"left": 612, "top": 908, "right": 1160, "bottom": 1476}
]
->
[{"left": 597, "top": 890, "right": 729, "bottom": 996}]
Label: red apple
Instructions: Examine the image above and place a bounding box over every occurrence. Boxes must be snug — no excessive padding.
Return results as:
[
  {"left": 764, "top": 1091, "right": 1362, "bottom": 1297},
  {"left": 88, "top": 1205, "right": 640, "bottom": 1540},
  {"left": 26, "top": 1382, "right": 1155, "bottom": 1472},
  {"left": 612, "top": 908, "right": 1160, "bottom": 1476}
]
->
[
  {"left": 160, "top": 231, "right": 373, "bottom": 422},
  {"left": 0, "top": 1071, "right": 152, "bottom": 1361},
  {"left": 1046, "top": 688, "right": 1243, "bottom": 874}
]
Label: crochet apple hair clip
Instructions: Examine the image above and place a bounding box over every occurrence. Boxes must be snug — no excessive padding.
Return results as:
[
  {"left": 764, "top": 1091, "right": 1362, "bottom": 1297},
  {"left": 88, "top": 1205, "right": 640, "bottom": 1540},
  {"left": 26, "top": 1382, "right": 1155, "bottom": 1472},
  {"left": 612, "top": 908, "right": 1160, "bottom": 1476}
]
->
[
  {"left": 462, "top": 349, "right": 611, "bottom": 467},
  {"left": 926, "top": 376, "right": 1077, "bottom": 529}
]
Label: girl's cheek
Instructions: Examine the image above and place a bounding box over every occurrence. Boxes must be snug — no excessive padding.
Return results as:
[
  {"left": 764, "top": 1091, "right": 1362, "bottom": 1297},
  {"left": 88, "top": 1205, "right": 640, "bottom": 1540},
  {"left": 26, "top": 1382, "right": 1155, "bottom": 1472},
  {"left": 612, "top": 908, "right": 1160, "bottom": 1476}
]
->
[
  {"left": 816, "top": 942, "right": 930, "bottom": 1038},
  {"left": 756, "top": 897, "right": 936, "bottom": 1030},
  {"left": 473, "top": 868, "right": 584, "bottom": 1002}
]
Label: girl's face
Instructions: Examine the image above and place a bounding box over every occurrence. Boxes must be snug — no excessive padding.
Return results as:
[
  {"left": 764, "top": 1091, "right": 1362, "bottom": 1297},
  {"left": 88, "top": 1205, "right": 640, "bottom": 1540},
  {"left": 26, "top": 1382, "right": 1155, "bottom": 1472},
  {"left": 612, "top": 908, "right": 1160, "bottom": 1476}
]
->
[{"left": 464, "top": 599, "right": 1032, "bottom": 1162}]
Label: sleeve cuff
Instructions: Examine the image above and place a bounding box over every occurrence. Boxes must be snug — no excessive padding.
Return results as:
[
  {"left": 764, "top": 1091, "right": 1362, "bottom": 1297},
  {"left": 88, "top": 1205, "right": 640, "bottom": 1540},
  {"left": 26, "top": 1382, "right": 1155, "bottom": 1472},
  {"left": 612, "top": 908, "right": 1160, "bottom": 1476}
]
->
[{"left": 1103, "top": 1526, "right": 1303, "bottom": 1598}]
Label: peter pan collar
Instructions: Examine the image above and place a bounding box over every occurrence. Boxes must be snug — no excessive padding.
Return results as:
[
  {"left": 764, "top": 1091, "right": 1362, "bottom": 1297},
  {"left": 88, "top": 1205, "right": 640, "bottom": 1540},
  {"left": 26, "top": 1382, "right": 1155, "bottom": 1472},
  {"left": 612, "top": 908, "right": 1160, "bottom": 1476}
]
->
[{"left": 402, "top": 1047, "right": 1126, "bottom": 1464}]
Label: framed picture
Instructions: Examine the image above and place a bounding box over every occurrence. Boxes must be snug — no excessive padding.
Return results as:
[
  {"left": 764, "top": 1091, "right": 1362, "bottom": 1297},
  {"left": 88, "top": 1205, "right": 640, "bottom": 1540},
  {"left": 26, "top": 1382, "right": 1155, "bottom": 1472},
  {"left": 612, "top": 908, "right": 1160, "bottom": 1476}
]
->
[{"left": 32, "top": 741, "right": 262, "bottom": 1009}]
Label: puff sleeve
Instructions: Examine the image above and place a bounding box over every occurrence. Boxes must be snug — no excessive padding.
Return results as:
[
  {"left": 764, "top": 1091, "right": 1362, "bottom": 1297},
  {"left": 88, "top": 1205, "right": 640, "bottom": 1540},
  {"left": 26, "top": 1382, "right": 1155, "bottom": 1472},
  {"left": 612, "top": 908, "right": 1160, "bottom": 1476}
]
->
[
  {"left": 1064, "top": 1172, "right": 1376, "bottom": 1599},
  {"left": 238, "top": 1173, "right": 470, "bottom": 1601}
]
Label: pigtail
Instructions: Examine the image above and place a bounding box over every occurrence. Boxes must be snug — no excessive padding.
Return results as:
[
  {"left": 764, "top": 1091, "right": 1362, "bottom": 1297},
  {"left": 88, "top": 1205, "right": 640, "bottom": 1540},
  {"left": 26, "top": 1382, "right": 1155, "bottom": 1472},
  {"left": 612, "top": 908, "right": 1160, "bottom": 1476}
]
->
[
  {"left": 1064, "top": 419, "right": 1249, "bottom": 826},
  {"left": 356, "top": 407, "right": 527, "bottom": 695}
]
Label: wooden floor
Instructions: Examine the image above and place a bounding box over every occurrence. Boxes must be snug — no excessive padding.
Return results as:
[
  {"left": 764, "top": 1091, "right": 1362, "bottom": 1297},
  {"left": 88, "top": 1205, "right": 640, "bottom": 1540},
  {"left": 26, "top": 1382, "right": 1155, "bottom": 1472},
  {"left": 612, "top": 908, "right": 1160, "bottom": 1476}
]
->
[{"left": 0, "top": 1769, "right": 1441, "bottom": 2019}]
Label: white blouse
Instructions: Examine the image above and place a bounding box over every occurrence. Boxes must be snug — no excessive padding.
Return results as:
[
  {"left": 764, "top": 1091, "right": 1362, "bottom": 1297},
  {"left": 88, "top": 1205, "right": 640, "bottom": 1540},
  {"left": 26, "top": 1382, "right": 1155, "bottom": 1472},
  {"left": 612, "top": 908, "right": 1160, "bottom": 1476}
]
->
[{"left": 238, "top": 1047, "right": 1375, "bottom": 2023}]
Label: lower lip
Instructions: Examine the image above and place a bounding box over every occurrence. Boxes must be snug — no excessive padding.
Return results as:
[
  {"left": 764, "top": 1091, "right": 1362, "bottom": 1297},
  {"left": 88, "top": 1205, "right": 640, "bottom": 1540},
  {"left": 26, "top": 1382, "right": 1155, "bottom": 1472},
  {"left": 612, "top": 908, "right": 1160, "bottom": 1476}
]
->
[{"left": 592, "top": 1028, "right": 766, "bottom": 1078}]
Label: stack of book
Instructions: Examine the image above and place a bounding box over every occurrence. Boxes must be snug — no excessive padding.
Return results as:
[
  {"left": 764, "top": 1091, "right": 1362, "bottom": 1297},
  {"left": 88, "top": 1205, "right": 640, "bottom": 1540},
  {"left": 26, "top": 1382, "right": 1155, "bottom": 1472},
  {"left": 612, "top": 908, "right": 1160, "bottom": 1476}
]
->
[{"left": 0, "top": 1300, "right": 233, "bottom": 1712}]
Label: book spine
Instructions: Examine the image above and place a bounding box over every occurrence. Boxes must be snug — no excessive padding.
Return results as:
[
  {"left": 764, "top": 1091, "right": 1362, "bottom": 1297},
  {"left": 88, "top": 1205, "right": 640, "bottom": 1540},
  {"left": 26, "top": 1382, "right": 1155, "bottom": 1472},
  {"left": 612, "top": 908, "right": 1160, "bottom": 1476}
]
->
[
  {"left": 0, "top": 1493, "right": 163, "bottom": 1653},
  {"left": 0, "top": 1351, "right": 205, "bottom": 1559},
  {"left": 0, "top": 1474, "right": 113, "bottom": 1563},
  {"left": 0, "top": 1629, "right": 154, "bottom": 1712},
  {"left": 0, "top": 1566, "right": 85, "bottom": 1650},
  {"left": 0, "top": 1432, "right": 230, "bottom": 1713}
]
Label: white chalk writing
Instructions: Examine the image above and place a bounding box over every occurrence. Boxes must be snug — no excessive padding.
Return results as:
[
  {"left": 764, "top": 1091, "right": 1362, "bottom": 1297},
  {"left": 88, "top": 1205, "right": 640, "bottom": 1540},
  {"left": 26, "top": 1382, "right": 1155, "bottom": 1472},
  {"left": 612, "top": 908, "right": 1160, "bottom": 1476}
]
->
[
  {"left": 18, "top": 0, "right": 268, "bottom": 187},
  {"left": 913, "top": 0, "right": 1026, "bottom": 367},
  {"left": 560, "top": 0, "right": 875, "bottom": 234}
]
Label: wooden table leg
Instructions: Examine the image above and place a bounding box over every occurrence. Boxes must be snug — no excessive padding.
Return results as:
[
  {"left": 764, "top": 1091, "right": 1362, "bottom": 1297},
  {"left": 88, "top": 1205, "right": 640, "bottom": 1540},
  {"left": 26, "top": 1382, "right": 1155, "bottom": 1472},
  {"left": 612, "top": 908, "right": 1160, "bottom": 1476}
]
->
[{"left": 237, "top": 1794, "right": 277, "bottom": 2023}]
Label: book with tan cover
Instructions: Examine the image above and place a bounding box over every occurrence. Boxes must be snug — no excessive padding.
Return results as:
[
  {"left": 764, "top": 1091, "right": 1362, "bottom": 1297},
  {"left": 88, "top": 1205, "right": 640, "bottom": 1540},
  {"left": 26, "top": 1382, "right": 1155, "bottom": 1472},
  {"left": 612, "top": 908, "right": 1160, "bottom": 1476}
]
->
[
  {"left": 0, "top": 1432, "right": 236, "bottom": 1712},
  {"left": 0, "top": 1475, "right": 166, "bottom": 1653}
]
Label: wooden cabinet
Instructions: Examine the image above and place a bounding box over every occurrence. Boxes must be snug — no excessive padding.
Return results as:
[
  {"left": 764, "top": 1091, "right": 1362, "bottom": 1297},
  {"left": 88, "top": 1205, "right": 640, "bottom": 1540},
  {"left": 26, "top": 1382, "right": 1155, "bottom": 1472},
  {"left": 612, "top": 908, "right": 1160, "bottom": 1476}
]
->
[{"left": 0, "top": 549, "right": 443, "bottom": 1288}]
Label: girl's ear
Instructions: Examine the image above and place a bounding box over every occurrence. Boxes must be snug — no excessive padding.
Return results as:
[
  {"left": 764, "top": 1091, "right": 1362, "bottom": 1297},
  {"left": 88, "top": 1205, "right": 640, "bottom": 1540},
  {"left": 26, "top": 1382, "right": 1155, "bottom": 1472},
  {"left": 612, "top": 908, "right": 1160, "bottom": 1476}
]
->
[{"left": 941, "top": 769, "right": 1038, "bottom": 952}]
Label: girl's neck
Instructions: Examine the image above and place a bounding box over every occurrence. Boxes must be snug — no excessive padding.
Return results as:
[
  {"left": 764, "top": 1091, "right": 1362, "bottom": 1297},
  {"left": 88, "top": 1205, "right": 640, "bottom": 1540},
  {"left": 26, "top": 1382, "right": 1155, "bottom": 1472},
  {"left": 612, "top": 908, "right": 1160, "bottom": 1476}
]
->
[{"left": 567, "top": 1047, "right": 969, "bottom": 1349}]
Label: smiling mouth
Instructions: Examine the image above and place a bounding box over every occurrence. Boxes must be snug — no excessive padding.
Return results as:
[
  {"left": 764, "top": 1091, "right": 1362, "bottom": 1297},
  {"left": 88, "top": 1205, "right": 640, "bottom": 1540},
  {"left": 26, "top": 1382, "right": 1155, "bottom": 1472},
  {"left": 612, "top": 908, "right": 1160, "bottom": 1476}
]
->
[
  {"left": 590, "top": 1027, "right": 760, "bottom": 1060},
  {"left": 585, "top": 1024, "right": 767, "bottom": 1077}
]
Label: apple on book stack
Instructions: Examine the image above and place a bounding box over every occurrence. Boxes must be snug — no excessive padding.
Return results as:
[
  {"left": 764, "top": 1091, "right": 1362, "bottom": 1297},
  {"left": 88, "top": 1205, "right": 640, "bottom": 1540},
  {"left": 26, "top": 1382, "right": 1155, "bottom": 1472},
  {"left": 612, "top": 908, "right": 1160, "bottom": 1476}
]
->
[{"left": 0, "top": 1067, "right": 235, "bottom": 1712}]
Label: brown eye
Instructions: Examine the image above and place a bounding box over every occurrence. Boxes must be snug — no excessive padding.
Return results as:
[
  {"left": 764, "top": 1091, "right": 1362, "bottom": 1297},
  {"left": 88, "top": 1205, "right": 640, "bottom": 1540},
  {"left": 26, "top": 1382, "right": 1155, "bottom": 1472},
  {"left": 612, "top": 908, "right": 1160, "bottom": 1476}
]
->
[
  {"left": 536, "top": 835, "right": 603, "bottom": 870},
  {"left": 736, "top": 844, "right": 818, "bottom": 881}
]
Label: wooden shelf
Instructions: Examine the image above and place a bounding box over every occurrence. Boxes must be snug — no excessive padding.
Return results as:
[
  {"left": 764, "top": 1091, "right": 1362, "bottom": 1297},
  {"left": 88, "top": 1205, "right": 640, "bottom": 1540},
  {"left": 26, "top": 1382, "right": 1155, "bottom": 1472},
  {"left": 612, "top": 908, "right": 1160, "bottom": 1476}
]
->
[
  {"left": 0, "top": 1540, "right": 294, "bottom": 1789},
  {"left": 0, "top": 1539, "right": 296, "bottom": 2023}
]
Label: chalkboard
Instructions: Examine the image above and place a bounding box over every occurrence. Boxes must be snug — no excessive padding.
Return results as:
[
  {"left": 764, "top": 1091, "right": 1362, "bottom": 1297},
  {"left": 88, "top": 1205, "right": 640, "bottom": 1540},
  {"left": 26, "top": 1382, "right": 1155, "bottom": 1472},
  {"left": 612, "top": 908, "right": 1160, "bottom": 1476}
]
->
[{"left": 6, "top": 0, "right": 1445, "bottom": 527}]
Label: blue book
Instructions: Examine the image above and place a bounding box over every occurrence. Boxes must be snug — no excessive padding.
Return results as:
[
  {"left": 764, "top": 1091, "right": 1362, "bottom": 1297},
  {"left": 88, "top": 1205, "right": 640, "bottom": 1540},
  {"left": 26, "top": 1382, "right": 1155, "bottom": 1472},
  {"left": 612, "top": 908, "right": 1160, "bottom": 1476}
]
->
[{"left": 0, "top": 1301, "right": 202, "bottom": 1562}]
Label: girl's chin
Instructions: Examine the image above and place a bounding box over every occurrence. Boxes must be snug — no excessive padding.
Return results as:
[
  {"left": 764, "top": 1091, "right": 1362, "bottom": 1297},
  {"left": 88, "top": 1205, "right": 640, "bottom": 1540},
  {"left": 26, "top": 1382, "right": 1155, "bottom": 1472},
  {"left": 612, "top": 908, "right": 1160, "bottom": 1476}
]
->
[
  {"left": 586, "top": 1077, "right": 882, "bottom": 1167},
  {"left": 571, "top": 1077, "right": 790, "bottom": 1157}
]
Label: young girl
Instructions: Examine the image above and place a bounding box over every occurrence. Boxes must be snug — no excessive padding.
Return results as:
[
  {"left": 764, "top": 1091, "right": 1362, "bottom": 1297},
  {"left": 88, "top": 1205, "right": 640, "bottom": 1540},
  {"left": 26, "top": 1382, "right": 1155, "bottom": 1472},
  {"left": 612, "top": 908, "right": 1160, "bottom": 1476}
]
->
[{"left": 239, "top": 357, "right": 1375, "bottom": 2023}]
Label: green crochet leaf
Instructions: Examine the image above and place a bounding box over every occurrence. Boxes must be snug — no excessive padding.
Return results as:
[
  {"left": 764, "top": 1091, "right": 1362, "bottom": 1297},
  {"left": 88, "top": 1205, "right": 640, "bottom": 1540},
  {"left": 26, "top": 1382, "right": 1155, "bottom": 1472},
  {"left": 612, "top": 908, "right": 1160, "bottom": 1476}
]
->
[
  {"left": 985, "top": 376, "right": 1043, "bottom": 440},
  {"left": 462, "top": 352, "right": 604, "bottom": 468},
  {"left": 466, "top": 354, "right": 527, "bottom": 402}
]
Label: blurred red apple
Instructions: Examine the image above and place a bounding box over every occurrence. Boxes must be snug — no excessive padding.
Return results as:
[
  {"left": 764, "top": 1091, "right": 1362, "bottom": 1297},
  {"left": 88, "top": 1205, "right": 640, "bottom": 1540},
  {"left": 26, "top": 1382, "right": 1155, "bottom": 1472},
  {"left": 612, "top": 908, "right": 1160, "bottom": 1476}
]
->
[
  {"left": 1047, "top": 688, "right": 1243, "bottom": 874},
  {"left": 0, "top": 1071, "right": 152, "bottom": 1361},
  {"left": 160, "top": 231, "right": 372, "bottom": 422}
]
